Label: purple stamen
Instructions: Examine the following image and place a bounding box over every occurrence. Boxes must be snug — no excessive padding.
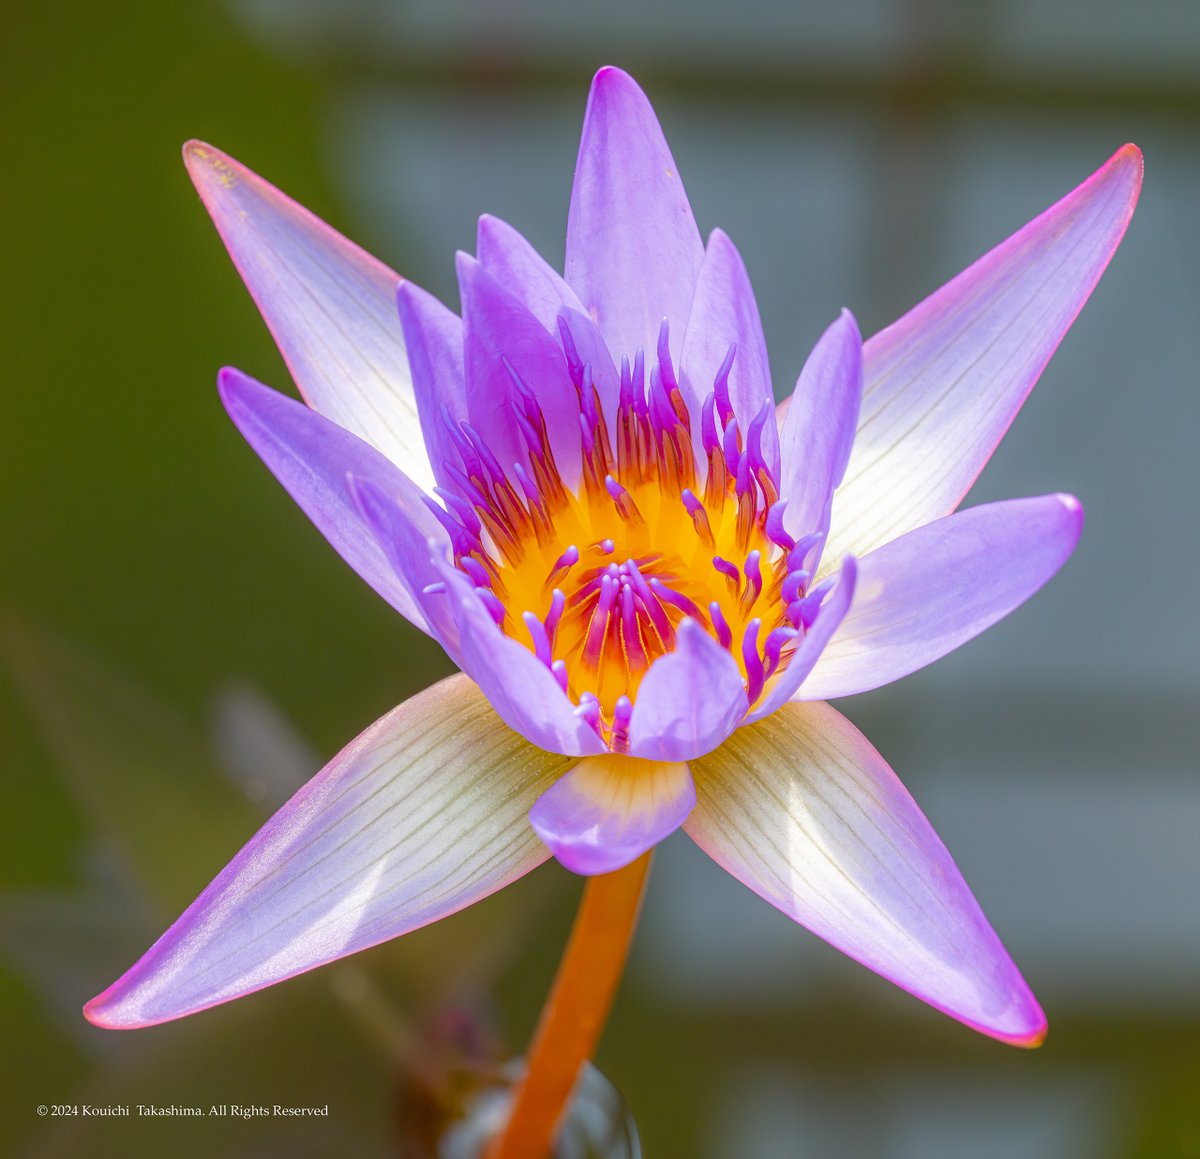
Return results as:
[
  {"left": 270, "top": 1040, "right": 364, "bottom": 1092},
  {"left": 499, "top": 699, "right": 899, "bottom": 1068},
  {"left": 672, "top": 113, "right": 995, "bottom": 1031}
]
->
[
  {"left": 459, "top": 555, "right": 491, "bottom": 588},
  {"left": 463, "top": 423, "right": 508, "bottom": 488},
  {"left": 442, "top": 406, "right": 484, "bottom": 478},
  {"left": 522, "top": 610, "right": 554, "bottom": 668},
  {"left": 713, "top": 556, "right": 741, "bottom": 589},
  {"left": 789, "top": 531, "right": 825, "bottom": 573},
  {"left": 512, "top": 461, "right": 548, "bottom": 522},
  {"left": 765, "top": 501, "right": 795, "bottom": 551},
  {"left": 421, "top": 495, "right": 476, "bottom": 555},
  {"left": 574, "top": 691, "right": 602, "bottom": 735},
  {"left": 743, "top": 549, "right": 763, "bottom": 605},
  {"left": 619, "top": 586, "right": 649, "bottom": 670},
  {"left": 557, "top": 315, "right": 584, "bottom": 387},
  {"left": 709, "top": 601, "right": 733, "bottom": 650},
  {"left": 713, "top": 344, "right": 737, "bottom": 429},
  {"left": 551, "top": 544, "right": 580, "bottom": 574},
  {"left": 476, "top": 587, "right": 507, "bottom": 626},
  {"left": 781, "top": 568, "right": 810, "bottom": 605},
  {"left": 434, "top": 486, "right": 483, "bottom": 539},
  {"left": 742, "top": 618, "right": 765, "bottom": 703},
  {"left": 544, "top": 587, "right": 566, "bottom": 643},
  {"left": 582, "top": 574, "right": 619, "bottom": 664},
  {"left": 700, "top": 391, "right": 721, "bottom": 457},
  {"left": 551, "top": 658, "right": 569, "bottom": 693},
  {"left": 764, "top": 626, "right": 800, "bottom": 677},
  {"left": 722, "top": 416, "right": 741, "bottom": 476},
  {"left": 648, "top": 577, "right": 705, "bottom": 621},
  {"left": 623, "top": 560, "right": 673, "bottom": 641}
]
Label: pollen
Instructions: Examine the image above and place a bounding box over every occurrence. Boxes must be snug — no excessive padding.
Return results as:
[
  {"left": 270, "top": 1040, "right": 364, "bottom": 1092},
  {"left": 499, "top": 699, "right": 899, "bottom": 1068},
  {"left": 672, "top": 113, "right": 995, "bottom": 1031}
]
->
[{"left": 427, "top": 319, "right": 816, "bottom": 749}]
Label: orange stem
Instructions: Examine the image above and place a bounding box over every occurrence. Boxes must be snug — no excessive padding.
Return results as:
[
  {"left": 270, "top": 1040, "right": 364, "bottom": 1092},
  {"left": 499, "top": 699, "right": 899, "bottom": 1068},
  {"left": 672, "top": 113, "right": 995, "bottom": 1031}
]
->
[{"left": 487, "top": 851, "right": 653, "bottom": 1159}]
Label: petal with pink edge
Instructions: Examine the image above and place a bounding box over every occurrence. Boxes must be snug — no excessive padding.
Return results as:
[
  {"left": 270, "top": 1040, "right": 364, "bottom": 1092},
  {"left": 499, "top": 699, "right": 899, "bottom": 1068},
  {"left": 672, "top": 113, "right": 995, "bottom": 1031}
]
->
[
  {"left": 628, "top": 618, "right": 749, "bottom": 762},
  {"left": 85, "top": 675, "right": 571, "bottom": 1029},
  {"left": 219, "top": 368, "right": 446, "bottom": 635},
  {"left": 530, "top": 754, "right": 695, "bottom": 875},
  {"left": 565, "top": 67, "right": 704, "bottom": 364},
  {"left": 184, "top": 142, "right": 433, "bottom": 490},
  {"left": 823, "top": 144, "right": 1141, "bottom": 567},
  {"left": 802, "top": 494, "right": 1083, "bottom": 701},
  {"left": 687, "top": 701, "right": 1045, "bottom": 1046}
]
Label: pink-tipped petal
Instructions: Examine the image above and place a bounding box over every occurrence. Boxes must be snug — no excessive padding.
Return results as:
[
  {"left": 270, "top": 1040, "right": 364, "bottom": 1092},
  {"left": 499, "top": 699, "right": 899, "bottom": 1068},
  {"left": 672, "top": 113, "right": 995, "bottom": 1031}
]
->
[
  {"left": 744, "top": 556, "right": 857, "bottom": 723},
  {"left": 778, "top": 310, "right": 863, "bottom": 545},
  {"left": 395, "top": 281, "right": 467, "bottom": 492},
  {"left": 219, "top": 367, "right": 446, "bottom": 634},
  {"left": 687, "top": 702, "right": 1046, "bottom": 1046},
  {"left": 529, "top": 754, "right": 695, "bottom": 875},
  {"left": 457, "top": 253, "right": 582, "bottom": 486},
  {"left": 629, "top": 618, "right": 749, "bottom": 761},
  {"left": 802, "top": 493, "right": 1083, "bottom": 701},
  {"left": 565, "top": 67, "right": 704, "bottom": 364},
  {"left": 85, "top": 675, "right": 571, "bottom": 1029},
  {"left": 681, "top": 229, "right": 778, "bottom": 470},
  {"left": 824, "top": 144, "right": 1142, "bottom": 566},
  {"left": 184, "top": 142, "right": 433, "bottom": 490}
]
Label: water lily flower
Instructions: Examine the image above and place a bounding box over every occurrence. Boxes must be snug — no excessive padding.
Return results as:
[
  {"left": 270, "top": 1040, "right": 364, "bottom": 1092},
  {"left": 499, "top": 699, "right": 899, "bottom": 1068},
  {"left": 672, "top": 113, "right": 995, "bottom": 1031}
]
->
[{"left": 86, "top": 68, "right": 1140, "bottom": 1049}]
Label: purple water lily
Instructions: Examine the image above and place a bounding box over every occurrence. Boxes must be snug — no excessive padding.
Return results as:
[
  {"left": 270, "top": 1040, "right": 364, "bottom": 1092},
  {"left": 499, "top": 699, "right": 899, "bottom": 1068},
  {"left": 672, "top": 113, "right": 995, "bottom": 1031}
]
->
[{"left": 86, "top": 68, "right": 1140, "bottom": 1046}]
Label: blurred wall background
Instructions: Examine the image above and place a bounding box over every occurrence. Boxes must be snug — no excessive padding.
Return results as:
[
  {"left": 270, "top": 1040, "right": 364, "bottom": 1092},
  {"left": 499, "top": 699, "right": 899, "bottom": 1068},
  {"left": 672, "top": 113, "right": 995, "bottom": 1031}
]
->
[{"left": 2, "top": 1, "right": 1197, "bottom": 1156}]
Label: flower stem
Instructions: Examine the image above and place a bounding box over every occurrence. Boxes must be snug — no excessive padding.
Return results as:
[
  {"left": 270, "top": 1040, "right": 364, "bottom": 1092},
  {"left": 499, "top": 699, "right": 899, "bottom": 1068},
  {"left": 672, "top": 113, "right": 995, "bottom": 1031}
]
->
[{"left": 487, "top": 850, "right": 653, "bottom": 1159}]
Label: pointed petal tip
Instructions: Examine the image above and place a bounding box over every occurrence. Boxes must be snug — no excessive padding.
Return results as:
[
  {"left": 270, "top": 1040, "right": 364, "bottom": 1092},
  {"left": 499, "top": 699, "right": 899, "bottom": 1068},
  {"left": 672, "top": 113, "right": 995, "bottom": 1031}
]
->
[
  {"left": 590, "top": 64, "right": 637, "bottom": 91},
  {"left": 967, "top": 997, "right": 1047, "bottom": 1049},
  {"left": 181, "top": 140, "right": 247, "bottom": 199}
]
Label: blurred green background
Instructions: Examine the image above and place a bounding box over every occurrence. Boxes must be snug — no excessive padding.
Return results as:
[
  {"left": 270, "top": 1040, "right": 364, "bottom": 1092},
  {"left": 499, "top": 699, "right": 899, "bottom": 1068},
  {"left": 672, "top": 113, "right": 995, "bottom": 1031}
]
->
[{"left": 3, "top": 1, "right": 1198, "bottom": 1156}]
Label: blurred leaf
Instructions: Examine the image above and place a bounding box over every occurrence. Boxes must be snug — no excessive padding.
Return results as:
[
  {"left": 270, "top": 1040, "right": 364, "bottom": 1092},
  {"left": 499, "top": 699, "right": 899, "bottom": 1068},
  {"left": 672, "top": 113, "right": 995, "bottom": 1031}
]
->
[
  {"left": 1, "top": 617, "right": 261, "bottom": 914},
  {"left": 210, "top": 679, "right": 318, "bottom": 811}
]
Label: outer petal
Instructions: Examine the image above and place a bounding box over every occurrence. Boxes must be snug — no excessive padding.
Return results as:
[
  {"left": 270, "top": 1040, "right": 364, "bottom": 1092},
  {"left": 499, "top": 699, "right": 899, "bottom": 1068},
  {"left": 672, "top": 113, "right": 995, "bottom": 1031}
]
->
[
  {"left": 219, "top": 368, "right": 445, "bottom": 634},
  {"left": 529, "top": 754, "right": 695, "bottom": 875},
  {"left": 628, "top": 618, "right": 749, "bottom": 761},
  {"left": 802, "top": 494, "right": 1083, "bottom": 701},
  {"left": 565, "top": 67, "right": 704, "bottom": 364},
  {"left": 184, "top": 142, "right": 433, "bottom": 491},
  {"left": 396, "top": 281, "right": 466, "bottom": 492},
  {"left": 687, "top": 702, "right": 1045, "bottom": 1046},
  {"left": 85, "top": 675, "right": 572, "bottom": 1028},
  {"left": 824, "top": 144, "right": 1141, "bottom": 565},
  {"left": 744, "top": 556, "right": 857, "bottom": 723},
  {"left": 777, "top": 311, "right": 863, "bottom": 547},
  {"left": 457, "top": 253, "right": 582, "bottom": 486}
]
